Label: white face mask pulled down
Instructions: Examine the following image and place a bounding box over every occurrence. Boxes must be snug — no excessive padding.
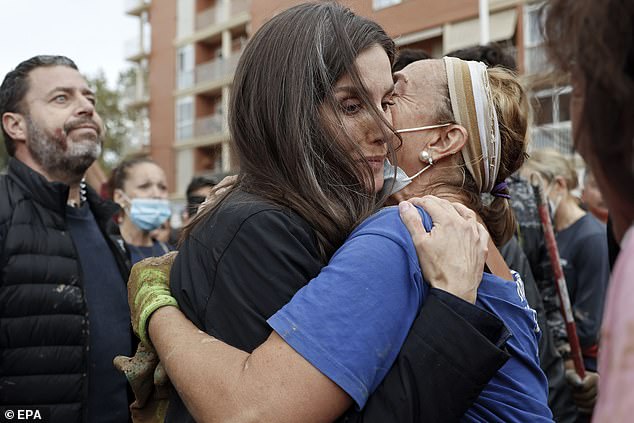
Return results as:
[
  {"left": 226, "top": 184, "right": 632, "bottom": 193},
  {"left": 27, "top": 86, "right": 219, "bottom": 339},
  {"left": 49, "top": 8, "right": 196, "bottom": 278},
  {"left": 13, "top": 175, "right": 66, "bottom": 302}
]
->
[{"left": 381, "top": 123, "right": 451, "bottom": 196}]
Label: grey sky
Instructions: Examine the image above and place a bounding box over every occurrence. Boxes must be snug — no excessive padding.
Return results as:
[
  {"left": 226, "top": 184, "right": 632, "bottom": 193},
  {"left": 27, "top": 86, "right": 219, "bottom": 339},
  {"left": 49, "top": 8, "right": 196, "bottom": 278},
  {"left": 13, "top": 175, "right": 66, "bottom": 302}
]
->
[{"left": 0, "top": 0, "right": 138, "bottom": 87}]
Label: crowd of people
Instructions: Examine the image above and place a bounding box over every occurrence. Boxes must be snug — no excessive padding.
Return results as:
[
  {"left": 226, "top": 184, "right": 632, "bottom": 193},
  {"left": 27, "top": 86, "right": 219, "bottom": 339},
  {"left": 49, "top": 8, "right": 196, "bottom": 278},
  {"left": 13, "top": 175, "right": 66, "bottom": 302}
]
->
[{"left": 0, "top": 0, "right": 631, "bottom": 422}]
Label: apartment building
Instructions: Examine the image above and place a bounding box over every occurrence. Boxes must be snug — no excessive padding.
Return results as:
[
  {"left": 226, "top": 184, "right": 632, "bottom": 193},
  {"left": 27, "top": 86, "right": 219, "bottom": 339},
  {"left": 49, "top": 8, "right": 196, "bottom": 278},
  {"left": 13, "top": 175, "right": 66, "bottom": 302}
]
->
[
  {"left": 124, "top": 0, "right": 152, "bottom": 157},
  {"left": 126, "top": 0, "right": 570, "bottom": 198}
]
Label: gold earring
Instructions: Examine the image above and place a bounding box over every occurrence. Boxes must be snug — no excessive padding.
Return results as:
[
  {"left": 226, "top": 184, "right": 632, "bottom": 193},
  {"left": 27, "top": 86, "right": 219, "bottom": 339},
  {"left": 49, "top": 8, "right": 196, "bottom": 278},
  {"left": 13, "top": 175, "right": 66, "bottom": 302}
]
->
[{"left": 419, "top": 150, "right": 433, "bottom": 166}]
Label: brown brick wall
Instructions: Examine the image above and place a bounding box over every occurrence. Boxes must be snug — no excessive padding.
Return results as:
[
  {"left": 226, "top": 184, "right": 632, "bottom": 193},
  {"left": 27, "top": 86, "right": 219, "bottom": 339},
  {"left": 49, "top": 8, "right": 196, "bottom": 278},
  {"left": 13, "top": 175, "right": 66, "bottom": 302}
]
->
[
  {"left": 251, "top": 0, "right": 478, "bottom": 38},
  {"left": 148, "top": 0, "right": 177, "bottom": 192}
]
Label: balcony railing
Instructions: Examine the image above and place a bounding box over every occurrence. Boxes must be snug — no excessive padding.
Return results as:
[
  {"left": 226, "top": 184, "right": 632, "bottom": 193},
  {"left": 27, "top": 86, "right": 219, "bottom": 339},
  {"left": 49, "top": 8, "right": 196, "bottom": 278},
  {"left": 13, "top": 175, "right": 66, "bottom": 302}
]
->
[
  {"left": 195, "top": 54, "right": 242, "bottom": 86},
  {"left": 195, "top": 0, "right": 250, "bottom": 30},
  {"left": 125, "top": 36, "right": 151, "bottom": 60},
  {"left": 196, "top": 5, "right": 220, "bottom": 30},
  {"left": 195, "top": 114, "right": 225, "bottom": 137},
  {"left": 123, "top": 78, "right": 150, "bottom": 107}
]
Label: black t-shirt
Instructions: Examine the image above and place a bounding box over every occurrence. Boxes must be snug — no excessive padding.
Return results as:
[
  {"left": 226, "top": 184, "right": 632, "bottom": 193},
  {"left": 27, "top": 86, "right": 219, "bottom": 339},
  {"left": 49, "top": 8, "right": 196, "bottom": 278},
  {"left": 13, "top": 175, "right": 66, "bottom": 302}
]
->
[
  {"left": 66, "top": 204, "right": 131, "bottom": 423},
  {"left": 167, "top": 190, "right": 322, "bottom": 421}
]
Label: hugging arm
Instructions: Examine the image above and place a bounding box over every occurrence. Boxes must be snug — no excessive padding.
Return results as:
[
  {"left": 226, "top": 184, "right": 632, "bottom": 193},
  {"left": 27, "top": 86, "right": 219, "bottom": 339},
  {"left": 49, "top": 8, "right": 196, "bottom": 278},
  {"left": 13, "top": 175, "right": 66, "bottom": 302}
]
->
[
  {"left": 344, "top": 196, "right": 510, "bottom": 423},
  {"left": 150, "top": 307, "right": 350, "bottom": 423},
  {"left": 144, "top": 198, "right": 508, "bottom": 423}
]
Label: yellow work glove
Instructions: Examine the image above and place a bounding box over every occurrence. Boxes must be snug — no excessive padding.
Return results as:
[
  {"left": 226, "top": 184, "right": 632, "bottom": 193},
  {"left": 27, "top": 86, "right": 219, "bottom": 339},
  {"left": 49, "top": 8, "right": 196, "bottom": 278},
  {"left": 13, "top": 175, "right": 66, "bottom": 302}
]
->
[{"left": 128, "top": 251, "right": 179, "bottom": 347}]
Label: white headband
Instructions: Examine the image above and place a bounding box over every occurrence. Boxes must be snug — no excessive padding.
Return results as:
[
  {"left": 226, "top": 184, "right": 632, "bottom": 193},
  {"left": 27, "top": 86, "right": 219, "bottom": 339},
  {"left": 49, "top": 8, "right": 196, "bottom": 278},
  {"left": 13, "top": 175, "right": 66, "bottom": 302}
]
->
[{"left": 443, "top": 57, "right": 502, "bottom": 193}]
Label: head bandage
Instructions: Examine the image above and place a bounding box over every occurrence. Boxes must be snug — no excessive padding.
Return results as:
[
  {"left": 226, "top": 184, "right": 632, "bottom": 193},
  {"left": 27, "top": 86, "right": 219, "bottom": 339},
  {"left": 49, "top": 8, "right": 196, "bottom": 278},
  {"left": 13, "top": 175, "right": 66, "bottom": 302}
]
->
[{"left": 443, "top": 56, "right": 501, "bottom": 193}]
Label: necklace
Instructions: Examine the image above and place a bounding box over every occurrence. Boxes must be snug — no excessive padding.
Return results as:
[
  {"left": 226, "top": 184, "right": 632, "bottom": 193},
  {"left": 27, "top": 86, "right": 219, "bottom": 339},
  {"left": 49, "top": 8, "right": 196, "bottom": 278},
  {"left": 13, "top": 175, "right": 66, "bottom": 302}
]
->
[{"left": 67, "top": 178, "right": 87, "bottom": 208}]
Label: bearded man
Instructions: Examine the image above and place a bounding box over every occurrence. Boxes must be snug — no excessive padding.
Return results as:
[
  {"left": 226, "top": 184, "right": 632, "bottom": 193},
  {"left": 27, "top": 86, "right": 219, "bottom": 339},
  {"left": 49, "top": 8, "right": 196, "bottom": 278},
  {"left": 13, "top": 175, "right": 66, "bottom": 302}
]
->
[{"left": 0, "top": 56, "right": 133, "bottom": 423}]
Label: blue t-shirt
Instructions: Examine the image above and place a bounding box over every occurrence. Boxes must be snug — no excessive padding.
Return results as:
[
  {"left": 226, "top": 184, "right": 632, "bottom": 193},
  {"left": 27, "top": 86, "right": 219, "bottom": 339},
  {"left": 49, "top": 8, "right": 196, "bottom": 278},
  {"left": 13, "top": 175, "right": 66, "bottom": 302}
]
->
[
  {"left": 66, "top": 204, "right": 132, "bottom": 423},
  {"left": 127, "top": 239, "right": 173, "bottom": 265},
  {"left": 268, "top": 206, "right": 552, "bottom": 422}
]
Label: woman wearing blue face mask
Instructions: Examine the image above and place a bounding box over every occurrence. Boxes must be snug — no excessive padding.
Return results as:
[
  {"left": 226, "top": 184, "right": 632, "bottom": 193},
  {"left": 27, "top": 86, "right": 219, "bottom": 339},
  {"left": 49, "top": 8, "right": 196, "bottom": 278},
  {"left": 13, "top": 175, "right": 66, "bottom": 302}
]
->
[{"left": 110, "top": 157, "right": 174, "bottom": 264}]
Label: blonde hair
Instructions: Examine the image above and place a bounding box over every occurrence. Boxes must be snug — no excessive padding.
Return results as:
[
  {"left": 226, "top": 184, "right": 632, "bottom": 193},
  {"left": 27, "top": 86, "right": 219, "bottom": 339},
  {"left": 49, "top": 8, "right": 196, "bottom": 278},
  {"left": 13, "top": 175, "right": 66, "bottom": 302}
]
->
[
  {"left": 478, "top": 67, "right": 531, "bottom": 245},
  {"left": 525, "top": 148, "right": 578, "bottom": 191}
]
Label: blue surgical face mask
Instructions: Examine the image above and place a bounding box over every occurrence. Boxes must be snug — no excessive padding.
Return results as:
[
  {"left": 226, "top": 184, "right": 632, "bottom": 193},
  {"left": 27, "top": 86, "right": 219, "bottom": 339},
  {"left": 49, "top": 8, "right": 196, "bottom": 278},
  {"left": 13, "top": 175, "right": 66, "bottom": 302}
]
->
[{"left": 124, "top": 196, "right": 172, "bottom": 232}]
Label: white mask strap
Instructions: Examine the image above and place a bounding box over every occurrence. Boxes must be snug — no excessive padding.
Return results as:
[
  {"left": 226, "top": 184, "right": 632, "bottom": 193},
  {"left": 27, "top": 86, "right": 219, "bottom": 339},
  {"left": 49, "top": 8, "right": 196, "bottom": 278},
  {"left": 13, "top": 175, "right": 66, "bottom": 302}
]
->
[
  {"left": 404, "top": 164, "right": 432, "bottom": 182},
  {"left": 396, "top": 122, "right": 451, "bottom": 134}
]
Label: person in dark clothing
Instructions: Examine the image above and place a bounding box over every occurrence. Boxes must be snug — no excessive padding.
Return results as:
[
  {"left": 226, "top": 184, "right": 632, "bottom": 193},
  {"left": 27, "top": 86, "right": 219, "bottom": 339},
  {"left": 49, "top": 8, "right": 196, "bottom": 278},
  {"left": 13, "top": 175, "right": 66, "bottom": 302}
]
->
[
  {"left": 0, "top": 55, "right": 133, "bottom": 423},
  {"left": 525, "top": 148, "right": 610, "bottom": 373},
  {"left": 447, "top": 43, "right": 518, "bottom": 71},
  {"left": 124, "top": 3, "right": 515, "bottom": 423},
  {"left": 184, "top": 175, "right": 218, "bottom": 222}
]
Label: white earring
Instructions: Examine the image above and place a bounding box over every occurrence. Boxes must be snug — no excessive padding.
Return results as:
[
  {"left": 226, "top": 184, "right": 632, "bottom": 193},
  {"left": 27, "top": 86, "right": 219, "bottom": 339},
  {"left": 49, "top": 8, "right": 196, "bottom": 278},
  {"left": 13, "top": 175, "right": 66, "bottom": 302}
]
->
[{"left": 419, "top": 150, "right": 433, "bottom": 166}]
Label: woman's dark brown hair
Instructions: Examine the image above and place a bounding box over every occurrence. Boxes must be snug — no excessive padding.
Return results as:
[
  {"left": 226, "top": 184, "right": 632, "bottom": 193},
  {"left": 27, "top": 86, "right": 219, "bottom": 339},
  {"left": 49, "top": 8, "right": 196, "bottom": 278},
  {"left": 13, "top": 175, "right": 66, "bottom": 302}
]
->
[{"left": 182, "top": 2, "right": 396, "bottom": 259}]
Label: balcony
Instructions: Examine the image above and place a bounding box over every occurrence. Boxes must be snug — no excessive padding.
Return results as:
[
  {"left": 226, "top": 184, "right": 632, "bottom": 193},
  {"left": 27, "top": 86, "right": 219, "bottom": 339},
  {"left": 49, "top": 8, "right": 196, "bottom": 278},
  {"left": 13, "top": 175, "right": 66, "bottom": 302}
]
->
[
  {"left": 124, "top": 80, "right": 150, "bottom": 109},
  {"left": 177, "top": 0, "right": 250, "bottom": 46},
  {"left": 125, "top": 36, "right": 151, "bottom": 62},
  {"left": 176, "top": 113, "right": 227, "bottom": 148},
  {"left": 196, "top": 54, "right": 240, "bottom": 85},
  {"left": 195, "top": 114, "right": 225, "bottom": 138},
  {"left": 125, "top": 0, "right": 151, "bottom": 16},
  {"left": 196, "top": 5, "right": 220, "bottom": 31},
  {"left": 196, "top": 0, "right": 250, "bottom": 30},
  {"left": 176, "top": 53, "right": 242, "bottom": 94}
]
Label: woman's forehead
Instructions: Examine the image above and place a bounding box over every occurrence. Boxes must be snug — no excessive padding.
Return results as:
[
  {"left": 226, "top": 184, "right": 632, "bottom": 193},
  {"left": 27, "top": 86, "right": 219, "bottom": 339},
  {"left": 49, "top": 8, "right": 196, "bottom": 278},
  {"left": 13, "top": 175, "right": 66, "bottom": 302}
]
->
[{"left": 395, "top": 59, "right": 445, "bottom": 96}]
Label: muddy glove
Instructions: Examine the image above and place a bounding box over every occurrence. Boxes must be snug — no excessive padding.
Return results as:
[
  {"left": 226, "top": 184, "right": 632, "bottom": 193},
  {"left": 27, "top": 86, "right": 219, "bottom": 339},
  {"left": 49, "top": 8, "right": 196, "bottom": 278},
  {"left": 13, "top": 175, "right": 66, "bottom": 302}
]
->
[
  {"left": 114, "top": 343, "right": 170, "bottom": 423},
  {"left": 128, "top": 251, "right": 179, "bottom": 346},
  {"left": 565, "top": 368, "right": 599, "bottom": 415},
  {"left": 116, "top": 251, "right": 179, "bottom": 423}
]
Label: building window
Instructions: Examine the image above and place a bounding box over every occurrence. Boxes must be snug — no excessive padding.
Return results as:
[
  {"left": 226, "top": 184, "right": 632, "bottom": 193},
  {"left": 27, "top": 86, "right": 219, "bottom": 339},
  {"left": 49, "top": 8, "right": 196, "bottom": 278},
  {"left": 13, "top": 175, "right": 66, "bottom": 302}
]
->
[
  {"left": 523, "top": 2, "right": 550, "bottom": 74},
  {"left": 373, "top": 0, "right": 402, "bottom": 11},
  {"left": 177, "top": 45, "right": 195, "bottom": 89},
  {"left": 530, "top": 87, "right": 573, "bottom": 153},
  {"left": 176, "top": 96, "right": 194, "bottom": 141}
]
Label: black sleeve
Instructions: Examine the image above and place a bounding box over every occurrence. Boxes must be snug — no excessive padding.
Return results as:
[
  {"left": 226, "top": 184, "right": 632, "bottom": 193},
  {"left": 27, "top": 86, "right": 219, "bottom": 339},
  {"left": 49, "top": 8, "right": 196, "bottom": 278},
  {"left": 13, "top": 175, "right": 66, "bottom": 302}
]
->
[{"left": 340, "top": 290, "right": 510, "bottom": 423}]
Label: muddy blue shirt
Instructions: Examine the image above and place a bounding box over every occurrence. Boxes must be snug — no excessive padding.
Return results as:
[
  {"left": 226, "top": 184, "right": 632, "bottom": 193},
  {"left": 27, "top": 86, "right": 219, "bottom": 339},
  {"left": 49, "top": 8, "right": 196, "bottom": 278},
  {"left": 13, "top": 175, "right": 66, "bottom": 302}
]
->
[{"left": 268, "top": 206, "right": 553, "bottom": 422}]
